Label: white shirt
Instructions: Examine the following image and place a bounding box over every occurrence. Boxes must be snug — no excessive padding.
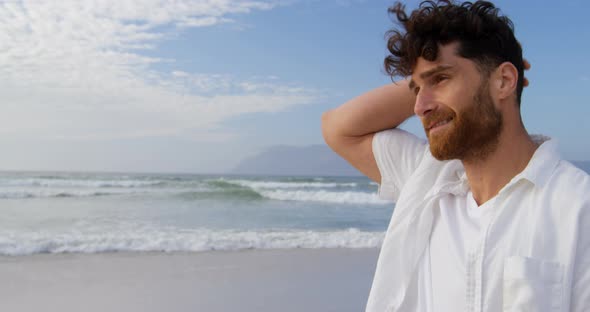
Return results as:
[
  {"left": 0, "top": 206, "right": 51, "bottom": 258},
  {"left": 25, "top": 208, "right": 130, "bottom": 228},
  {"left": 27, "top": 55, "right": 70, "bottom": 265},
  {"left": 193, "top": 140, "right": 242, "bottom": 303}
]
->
[
  {"left": 421, "top": 191, "right": 495, "bottom": 312},
  {"left": 366, "top": 129, "right": 590, "bottom": 312}
]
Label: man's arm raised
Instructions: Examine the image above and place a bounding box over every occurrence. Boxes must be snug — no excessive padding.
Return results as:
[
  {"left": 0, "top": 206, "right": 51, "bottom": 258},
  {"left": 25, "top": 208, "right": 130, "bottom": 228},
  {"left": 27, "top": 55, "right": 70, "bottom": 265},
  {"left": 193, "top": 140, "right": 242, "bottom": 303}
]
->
[{"left": 321, "top": 80, "right": 416, "bottom": 183}]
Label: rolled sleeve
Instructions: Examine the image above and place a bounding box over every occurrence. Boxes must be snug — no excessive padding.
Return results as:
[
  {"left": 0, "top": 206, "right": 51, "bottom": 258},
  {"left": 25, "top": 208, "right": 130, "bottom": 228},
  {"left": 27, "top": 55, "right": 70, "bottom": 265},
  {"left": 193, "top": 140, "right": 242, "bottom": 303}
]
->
[{"left": 372, "top": 128, "right": 427, "bottom": 202}]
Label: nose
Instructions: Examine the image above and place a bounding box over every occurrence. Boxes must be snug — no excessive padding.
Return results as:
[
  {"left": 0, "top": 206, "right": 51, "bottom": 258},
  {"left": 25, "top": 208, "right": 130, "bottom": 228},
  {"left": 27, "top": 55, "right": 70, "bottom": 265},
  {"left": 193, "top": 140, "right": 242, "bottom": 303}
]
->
[{"left": 413, "top": 89, "right": 436, "bottom": 117}]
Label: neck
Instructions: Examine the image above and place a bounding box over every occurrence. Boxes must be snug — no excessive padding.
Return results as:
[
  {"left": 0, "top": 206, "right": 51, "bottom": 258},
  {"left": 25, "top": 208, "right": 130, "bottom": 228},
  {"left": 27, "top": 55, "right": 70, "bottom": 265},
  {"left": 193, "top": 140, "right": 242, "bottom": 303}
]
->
[{"left": 462, "top": 125, "right": 538, "bottom": 206}]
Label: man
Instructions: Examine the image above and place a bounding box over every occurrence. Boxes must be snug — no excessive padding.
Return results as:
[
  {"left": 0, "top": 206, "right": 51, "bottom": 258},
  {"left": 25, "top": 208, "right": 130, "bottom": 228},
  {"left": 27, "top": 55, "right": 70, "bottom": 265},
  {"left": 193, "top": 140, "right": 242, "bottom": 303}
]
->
[{"left": 322, "top": 1, "right": 590, "bottom": 311}]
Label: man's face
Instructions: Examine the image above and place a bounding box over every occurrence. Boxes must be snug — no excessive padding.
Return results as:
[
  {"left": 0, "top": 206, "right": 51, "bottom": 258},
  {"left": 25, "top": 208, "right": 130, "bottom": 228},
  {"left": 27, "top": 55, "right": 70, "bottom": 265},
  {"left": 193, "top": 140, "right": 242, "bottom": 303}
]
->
[{"left": 409, "top": 43, "right": 503, "bottom": 161}]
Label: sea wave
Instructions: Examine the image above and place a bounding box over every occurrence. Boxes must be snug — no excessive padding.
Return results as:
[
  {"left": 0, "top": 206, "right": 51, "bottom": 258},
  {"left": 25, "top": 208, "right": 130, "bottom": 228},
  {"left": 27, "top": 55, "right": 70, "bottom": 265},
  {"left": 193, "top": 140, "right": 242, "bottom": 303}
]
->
[
  {"left": 0, "top": 178, "right": 167, "bottom": 188},
  {"left": 259, "top": 189, "right": 390, "bottom": 204},
  {"left": 176, "top": 188, "right": 264, "bottom": 201},
  {"left": 220, "top": 179, "right": 358, "bottom": 189},
  {"left": 186, "top": 184, "right": 387, "bottom": 204},
  {"left": 0, "top": 184, "right": 386, "bottom": 204},
  {"left": 0, "top": 227, "right": 384, "bottom": 256},
  {"left": 200, "top": 178, "right": 385, "bottom": 204},
  {"left": 0, "top": 189, "right": 144, "bottom": 199},
  {"left": 0, "top": 175, "right": 382, "bottom": 203}
]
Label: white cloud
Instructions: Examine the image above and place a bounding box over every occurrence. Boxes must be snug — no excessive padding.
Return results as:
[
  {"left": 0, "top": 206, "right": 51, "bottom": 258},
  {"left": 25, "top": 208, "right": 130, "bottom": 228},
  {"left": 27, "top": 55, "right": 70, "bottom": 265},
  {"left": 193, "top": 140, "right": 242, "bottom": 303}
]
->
[
  {"left": 0, "top": 0, "right": 316, "bottom": 142},
  {"left": 178, "top": 16, "right": 234, "bottom": 27}
]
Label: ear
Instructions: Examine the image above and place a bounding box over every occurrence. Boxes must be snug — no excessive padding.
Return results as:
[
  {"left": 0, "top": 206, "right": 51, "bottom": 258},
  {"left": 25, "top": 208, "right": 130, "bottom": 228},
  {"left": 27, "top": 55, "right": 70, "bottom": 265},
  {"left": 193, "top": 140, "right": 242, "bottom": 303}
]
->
[{"left": 491, "top": 62, "right": 518, "bottom": 102}]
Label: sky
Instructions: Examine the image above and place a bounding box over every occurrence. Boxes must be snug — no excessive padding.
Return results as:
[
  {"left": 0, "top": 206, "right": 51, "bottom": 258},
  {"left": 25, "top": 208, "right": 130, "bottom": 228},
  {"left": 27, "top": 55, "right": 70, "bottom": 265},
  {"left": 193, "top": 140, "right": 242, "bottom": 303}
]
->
[{"left": 0, "top": 0, "right": 588, "bottom": 173}]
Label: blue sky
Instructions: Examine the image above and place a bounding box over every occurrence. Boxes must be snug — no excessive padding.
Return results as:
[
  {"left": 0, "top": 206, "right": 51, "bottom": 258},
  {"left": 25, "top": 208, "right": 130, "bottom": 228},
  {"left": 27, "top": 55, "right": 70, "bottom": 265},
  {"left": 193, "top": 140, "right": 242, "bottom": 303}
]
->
[{"left": 0, "top": 0, "right": 588, "bottom": 173}]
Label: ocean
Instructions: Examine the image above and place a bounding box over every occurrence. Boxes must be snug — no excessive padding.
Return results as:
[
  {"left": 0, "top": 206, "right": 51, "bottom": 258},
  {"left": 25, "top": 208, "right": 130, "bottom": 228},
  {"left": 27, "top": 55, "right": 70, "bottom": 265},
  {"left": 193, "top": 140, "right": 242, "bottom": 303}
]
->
[
  {"left": 0, "top": 172, "right": 392, "bottom": 256},
  {"left": 3, "top": 162, "right": 589, "bottom": 257}
]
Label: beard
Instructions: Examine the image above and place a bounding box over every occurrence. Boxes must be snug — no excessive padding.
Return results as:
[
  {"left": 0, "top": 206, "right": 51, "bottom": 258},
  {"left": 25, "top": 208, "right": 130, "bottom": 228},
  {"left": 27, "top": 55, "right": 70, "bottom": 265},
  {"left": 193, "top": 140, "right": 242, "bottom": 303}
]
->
[{"left": 423, "top": 80, "right": 503, "bottom": 161}]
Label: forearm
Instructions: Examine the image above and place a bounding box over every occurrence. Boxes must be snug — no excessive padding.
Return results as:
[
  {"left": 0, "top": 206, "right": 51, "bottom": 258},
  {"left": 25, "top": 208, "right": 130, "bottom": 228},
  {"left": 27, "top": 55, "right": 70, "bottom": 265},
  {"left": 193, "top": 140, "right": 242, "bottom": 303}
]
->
[{"left": 322, "top": 80, "right": 416, "bottom": 138}]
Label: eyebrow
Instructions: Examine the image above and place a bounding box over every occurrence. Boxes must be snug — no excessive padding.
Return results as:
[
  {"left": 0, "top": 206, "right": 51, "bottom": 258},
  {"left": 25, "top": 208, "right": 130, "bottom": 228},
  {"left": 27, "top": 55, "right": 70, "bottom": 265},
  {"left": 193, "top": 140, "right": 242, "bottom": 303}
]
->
[{"left": 408, "top": 64, "right": 454, "bottom": 90}]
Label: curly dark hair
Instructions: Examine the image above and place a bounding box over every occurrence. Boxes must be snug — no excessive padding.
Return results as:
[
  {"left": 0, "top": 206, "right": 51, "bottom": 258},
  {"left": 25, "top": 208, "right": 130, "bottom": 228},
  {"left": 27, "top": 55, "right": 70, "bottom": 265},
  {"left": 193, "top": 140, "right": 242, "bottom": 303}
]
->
[{"left": 385, "top": 0, "right": 524, "bottom": 104}]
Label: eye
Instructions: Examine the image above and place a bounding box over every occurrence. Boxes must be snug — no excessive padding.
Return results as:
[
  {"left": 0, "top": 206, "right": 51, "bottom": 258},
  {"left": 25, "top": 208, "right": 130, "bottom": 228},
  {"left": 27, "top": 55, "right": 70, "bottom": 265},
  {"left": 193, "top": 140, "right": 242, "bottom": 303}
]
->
[
  {"left": 413, "top": 86, "right": 420, "bottom": 95},
  {"left": 432, "top": 75, "right": 448, "bottom": 85}
]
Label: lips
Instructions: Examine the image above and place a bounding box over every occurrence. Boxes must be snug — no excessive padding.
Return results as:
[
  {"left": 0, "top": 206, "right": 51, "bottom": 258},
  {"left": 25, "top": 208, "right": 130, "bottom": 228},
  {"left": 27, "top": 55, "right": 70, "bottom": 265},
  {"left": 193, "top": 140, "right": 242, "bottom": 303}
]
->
[{"left": 427, "top": 117, "right": 453, "bottom": 131}]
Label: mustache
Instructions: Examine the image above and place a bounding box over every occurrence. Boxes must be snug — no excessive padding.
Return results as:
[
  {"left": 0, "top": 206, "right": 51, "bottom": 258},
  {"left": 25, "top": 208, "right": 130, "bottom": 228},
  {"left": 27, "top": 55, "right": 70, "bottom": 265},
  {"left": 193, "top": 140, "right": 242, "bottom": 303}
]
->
[{"left": 422, "top": 109, "right": 456, "bottom": 131}]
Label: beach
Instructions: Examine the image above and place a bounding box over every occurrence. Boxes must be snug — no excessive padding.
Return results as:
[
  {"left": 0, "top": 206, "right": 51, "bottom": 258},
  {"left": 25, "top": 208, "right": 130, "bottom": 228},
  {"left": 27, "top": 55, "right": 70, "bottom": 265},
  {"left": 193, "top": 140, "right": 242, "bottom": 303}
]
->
[
  {"left": 0, "top": 248, "right": 380, "bottom": 312},
  {"left": 0, "top": 172, "right": 385, "bottom": 311}
]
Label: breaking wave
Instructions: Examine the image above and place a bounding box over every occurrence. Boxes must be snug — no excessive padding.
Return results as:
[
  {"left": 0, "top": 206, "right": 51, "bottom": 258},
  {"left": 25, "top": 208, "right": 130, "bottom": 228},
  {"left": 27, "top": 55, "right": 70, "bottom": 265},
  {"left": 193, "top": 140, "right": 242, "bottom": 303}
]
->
[{"left": 0, "top": 227, "right": 384, "bottom": 256}]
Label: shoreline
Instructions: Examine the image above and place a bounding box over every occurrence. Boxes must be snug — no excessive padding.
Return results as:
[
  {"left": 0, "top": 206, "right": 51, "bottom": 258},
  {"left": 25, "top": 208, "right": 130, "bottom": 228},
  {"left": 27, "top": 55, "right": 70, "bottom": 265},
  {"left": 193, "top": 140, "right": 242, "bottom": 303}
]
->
[{"left": 0, "top": 248, "right": 380, "bottom": 312}]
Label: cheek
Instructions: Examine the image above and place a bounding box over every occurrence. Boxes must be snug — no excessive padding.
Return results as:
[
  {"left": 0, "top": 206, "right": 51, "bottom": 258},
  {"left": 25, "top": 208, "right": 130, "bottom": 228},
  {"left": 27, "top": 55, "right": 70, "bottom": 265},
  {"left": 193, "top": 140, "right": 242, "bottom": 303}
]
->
[
  {"left": 434, "top": 81, "right": 465, "bottom": 111},
  {"left": 439, "top": 105, "right": 457, "bottom": 118}
]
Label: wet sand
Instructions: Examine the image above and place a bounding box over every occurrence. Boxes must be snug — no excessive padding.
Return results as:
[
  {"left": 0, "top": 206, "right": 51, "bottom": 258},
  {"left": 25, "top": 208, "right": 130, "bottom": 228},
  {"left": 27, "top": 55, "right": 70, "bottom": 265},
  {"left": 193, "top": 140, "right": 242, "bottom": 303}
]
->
[{"left": 0, "top": 248, "right": 380, "bottom": 312}]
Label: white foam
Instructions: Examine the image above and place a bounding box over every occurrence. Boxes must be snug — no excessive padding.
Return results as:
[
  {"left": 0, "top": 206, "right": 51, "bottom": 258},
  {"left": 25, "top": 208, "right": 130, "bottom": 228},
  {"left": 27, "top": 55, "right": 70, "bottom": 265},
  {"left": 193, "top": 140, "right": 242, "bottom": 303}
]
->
[
  {"left": 259, "top": 189, "right": 391, "bottom": 205},
  {"left": 0, "top": 189, "right": 144, "bottom": 199},
  {"left": 0, "top": 177, "right": 166, "bottom": 188},
  {"left": 0, "top": 227, "right": 384, "bottom": 256},
  {"left": 223, "top": 179, "right": 358, "bottom": 189}
]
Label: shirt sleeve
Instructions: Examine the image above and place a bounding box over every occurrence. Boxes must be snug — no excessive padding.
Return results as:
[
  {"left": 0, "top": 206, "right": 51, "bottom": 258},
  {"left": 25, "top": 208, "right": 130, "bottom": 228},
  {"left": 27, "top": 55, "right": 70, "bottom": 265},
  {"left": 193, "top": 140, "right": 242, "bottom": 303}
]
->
[{"left": 372, "top": 128, "right": 428, "bottom": 202}]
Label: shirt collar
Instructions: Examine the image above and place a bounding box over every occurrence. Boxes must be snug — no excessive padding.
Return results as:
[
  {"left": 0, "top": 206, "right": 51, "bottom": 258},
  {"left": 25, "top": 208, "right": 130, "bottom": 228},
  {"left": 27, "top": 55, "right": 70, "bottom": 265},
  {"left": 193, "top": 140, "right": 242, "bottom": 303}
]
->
[
  {"left": 510, "top": 134, "right": 560, "bottom": 188},
  {"left": 425, "top": 160, "right": 470, "bottom": 198},
  {"left": 430, "top": 134, "right": 559, "bottom": 197}
]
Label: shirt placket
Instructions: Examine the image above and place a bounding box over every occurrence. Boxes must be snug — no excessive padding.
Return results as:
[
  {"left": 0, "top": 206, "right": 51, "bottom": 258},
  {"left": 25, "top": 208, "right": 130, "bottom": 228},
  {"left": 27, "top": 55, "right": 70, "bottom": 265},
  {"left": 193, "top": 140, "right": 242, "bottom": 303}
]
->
[
  {"left": 466, "top": 248, "right": 478, "bottom": 311},
  {"left": 466, "top": 197, "right": 499, "bottom": 312},
  {"left": 466, "top": 240, "right": 488, "bottom": 312}
]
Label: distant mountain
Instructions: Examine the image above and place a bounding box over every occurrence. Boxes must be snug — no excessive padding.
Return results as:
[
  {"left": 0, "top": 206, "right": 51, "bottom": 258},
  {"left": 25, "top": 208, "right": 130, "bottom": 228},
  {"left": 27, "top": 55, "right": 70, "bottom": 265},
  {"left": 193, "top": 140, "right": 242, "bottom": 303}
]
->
[{"left": 231, "top": 144, "right": 363, "bottom": 176}]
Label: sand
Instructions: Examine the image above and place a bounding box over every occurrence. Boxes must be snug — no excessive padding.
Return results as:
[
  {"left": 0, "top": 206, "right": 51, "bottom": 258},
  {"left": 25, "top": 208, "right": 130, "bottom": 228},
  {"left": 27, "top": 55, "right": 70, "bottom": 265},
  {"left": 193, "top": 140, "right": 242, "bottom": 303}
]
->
[{"left": 0, "top": 248, "right": 380, "bottom": 312}]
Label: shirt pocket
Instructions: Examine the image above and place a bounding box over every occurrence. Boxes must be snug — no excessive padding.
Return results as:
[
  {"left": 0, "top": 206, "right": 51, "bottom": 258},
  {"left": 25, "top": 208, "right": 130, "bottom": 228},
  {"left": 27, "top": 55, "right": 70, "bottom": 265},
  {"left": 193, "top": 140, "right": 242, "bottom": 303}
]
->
[{"left": 503, "top": 256, "right": 564, "bottom": 312}]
